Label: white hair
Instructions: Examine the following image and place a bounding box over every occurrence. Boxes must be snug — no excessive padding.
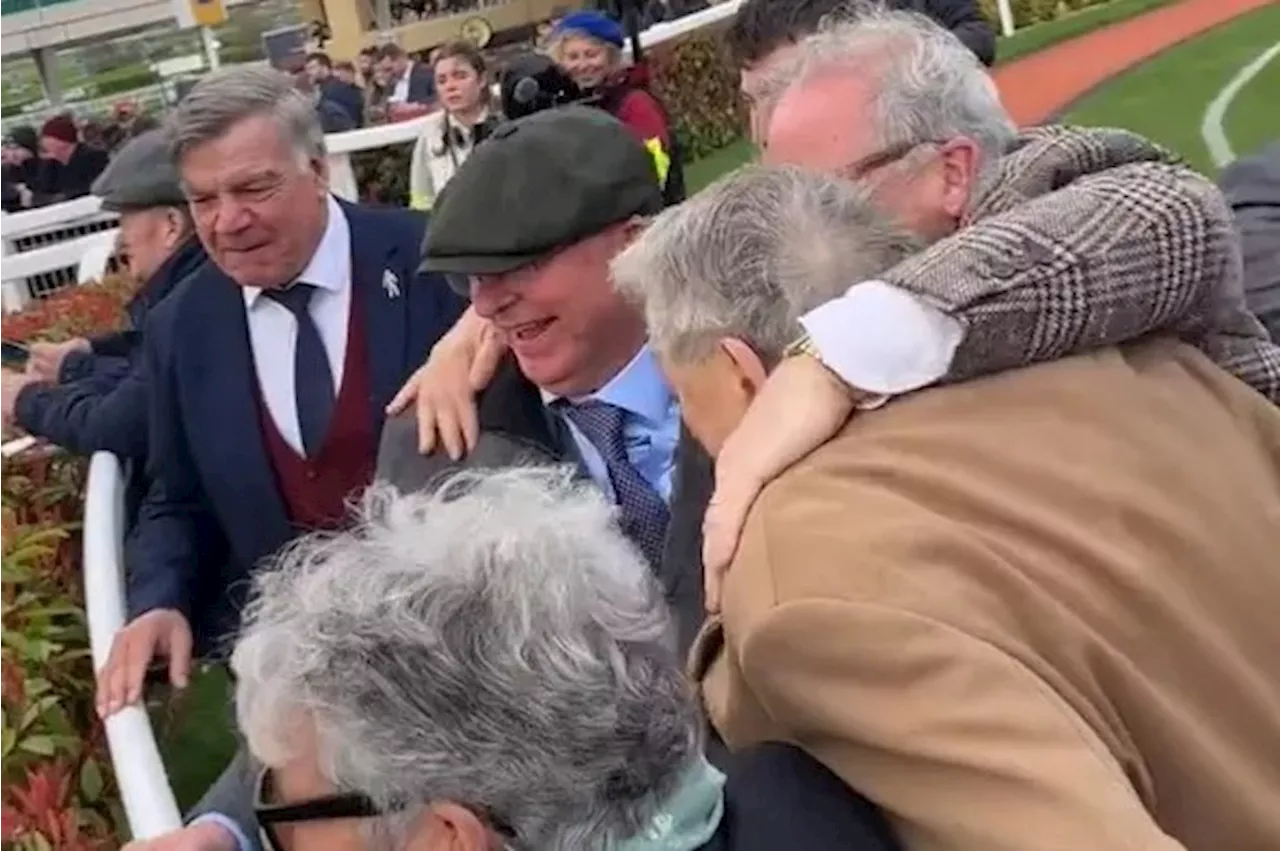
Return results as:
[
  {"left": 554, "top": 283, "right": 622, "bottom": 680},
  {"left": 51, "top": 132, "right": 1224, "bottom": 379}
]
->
[
  {"left": 612, "top": 163, "right": 918, "bottom": 364},
  {"left": 768, "top": 5, "right": 1016, "bottom": 190},
  {"left": 232, "top": 467, "right": 701, "bottom": 850},
  {"left": 167, "top": 65, "right": 326, "bottom": 167}
]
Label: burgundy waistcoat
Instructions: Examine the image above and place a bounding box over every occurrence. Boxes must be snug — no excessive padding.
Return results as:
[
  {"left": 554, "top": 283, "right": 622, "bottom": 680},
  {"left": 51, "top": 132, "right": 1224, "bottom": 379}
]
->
[{"left": 256, "top": 291, "right": 377, "bottom": 530}]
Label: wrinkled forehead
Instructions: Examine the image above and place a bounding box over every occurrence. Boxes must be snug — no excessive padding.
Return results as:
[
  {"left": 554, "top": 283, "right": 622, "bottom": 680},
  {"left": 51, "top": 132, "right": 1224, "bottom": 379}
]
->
[{"left": 761, "top": 71, "right": 881, "bottom": 170}]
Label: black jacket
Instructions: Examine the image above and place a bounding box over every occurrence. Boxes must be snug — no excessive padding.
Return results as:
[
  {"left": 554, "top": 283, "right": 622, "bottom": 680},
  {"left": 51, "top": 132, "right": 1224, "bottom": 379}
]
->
[
  {"left": 894, "top": 0, "right": 997, "bottom": 66},
  {"left": 1219, "top": 142, "right": 1280, "bottom": 341},
  {"left": 705, "top": 743, "right": 901, "bottom": 850},
  {"left": 15, "top": 237, "right": 208, "bottom": 461},
  {"left": 320, "top": 78, "right": 366, "bottom": 128},
  {"left": 31, "top": 144, "right": 109, "bottom": 206},
  {"left": 378, "top": 356, "right": 712, "bottom": 657}
]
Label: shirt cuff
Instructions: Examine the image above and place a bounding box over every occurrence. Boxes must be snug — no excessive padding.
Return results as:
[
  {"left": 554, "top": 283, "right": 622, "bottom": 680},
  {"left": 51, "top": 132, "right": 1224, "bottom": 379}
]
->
[
  {"left": 799, "top": 280, "right": 964, "bottom": 396},
  {"left": 189, "top": 812, "right": 256, "bottom": 851}
]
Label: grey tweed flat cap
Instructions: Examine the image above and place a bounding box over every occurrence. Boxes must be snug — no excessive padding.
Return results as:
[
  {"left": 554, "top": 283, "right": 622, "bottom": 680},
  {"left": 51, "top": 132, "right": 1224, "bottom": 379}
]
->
[{"left": 91, "top": 128, "right": 187, "bottom": 212}]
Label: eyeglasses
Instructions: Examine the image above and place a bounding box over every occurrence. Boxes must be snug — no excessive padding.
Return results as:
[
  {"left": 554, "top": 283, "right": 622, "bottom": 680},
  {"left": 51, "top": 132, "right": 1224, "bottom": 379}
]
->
[
  {"left": 254, "top": 766, "right": 384, "bottom": 851},
  {"left": 835, "top": 139, "right": 941, "bottom": 182},
  {"left": 253, "top": 766, "right": 519, "bottom": 851}
]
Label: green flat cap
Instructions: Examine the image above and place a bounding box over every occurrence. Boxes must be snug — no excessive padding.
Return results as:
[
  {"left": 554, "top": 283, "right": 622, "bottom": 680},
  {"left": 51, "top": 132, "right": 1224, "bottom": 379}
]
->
[
  {"left": 91, "top": 128, "right": 187, "bottom": 212},
  {"left": 422, "top": 105, "right": 664, "bottom": 275}
]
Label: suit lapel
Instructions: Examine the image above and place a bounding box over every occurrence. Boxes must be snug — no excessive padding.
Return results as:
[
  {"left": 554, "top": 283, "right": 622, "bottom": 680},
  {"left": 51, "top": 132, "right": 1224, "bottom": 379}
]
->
[
  {"left": 345, "top": 203, "right": 408, "bottom": 431},
  {"left": 183, "top": 270, "right": 290, "bottom": 550}
]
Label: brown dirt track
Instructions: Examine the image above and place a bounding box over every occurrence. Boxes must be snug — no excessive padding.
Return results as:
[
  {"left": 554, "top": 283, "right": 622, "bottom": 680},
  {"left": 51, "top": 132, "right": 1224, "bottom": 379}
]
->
[{"left": 991, "top": 0, "right": 1278, "bottom": 125}]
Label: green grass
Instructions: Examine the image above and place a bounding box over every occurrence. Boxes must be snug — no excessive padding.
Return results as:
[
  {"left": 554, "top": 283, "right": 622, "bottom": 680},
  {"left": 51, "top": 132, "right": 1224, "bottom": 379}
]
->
[
  {"left": 1062, "top": 4, "right": 1280, "bottom": 173},
  {"left": 995, "top": 0, "right": 1180, "bottom": 65},
  {"left": 154, "top": 665, "right": 237, "bottom": 810},
  {"left": 1223, "top": 43, "right": 1280, "bottom": 164}
]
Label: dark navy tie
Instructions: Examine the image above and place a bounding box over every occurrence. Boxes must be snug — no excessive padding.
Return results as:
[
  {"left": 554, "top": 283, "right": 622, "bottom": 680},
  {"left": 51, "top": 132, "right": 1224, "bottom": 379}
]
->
[
  {"left": 562, "top": 400, "right": 671, "bottom": 567},
  {"left": 265, "top": 283, "right": 334, "bottom": 457}
]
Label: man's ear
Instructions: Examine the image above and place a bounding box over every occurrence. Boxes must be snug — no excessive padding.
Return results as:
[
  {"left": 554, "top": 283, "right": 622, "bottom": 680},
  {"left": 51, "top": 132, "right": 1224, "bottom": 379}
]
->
[
  {"left": 718, "top": 337, "right": 768, "bottom": 396},
  {"left": 310, "top": 155, "right": 331, "bottom": 190},
  {"left": 939, "top": 137, "right": 981, "bottom": 220},
  {"left": 403, "top": 802, "right": 495, "bottom": 851}
]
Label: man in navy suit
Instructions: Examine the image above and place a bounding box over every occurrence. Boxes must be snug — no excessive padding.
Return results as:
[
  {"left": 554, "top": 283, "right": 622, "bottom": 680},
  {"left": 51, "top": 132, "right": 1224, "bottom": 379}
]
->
[{"left": 94, "top": 66, "right": 465, "bottom": 722}]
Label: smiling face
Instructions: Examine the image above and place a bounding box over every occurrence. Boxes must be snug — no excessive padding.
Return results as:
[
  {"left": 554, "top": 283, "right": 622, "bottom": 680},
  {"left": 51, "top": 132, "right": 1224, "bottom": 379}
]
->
[
  {"left": 555, "top": 35, "right": 616, "bottom": 90},
  {"left": 179, "top": 114, "right": 329, "bottom": 290},
  {"left": 435, "top": 56, "right": 485, "bottom": 116},
  {"left": 762, "top": 70, "right": 979, "bottom": 242},
  {"left": 467, "top": 223, "right": 647, "bottom": 398}
]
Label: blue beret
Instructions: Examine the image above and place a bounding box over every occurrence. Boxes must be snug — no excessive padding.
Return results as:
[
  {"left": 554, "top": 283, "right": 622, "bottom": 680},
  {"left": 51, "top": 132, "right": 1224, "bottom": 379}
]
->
[{"left": 552, "top": 11, "right": 624, "bottom": 48}]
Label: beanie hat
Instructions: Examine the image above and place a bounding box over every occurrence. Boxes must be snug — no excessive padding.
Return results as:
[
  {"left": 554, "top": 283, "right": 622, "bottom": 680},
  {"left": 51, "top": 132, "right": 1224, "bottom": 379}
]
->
[
  {"left": 552, "top": 10, "right": 625, "bottom": 48},
  {"left": 40, "top": 115, "right": 78, "bottom": 145}
]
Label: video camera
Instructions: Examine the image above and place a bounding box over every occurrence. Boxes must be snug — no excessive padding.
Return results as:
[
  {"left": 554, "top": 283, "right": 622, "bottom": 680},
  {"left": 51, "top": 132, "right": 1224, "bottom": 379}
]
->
[{"left": 498, "top": 52, "right": 602, "bottom": 120}]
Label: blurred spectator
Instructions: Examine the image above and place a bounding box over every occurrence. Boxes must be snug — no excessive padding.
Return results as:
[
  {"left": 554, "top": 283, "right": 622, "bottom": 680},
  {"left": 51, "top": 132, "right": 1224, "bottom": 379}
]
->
[
  {"left": 356, "top": 45, "right": 379, "bottom": 86},
  {"left": 80, "top": 119, "right": 110, "bottom": 151},
  {"left": 643, "top": 0, "right": 709, "bottom": 28},
  {"left": 1, "top": 126, "right": 51, "bottom": 212},
  {"left": 547, "top": 10, "right": 685, "bottom": 203},
  {"left": 1219, "top": 142, "right": 1280, "bottom": 341},
  {"left": 408, "top": 41, "right": 500, "bottom": 210},
  {"left": 31, "top": 113, "right": 109, "bottom": 206},
  {"left": 292, "top": 71, "right": 356, "bottom": 133},
  {"left": 727, "top": 0, "right": 997, "bottom": 72},
  {"left": 1, "top": 129, "right": 207, "bottom": 519},
  {"left": 376, "top": 42, "right": 436, "bottom": 105},
  {"left": 332, "top": 59, "right": 359, "bottom": 85},
  {"left": 304, "top": 50, "right": 366, "bottom": 128}
]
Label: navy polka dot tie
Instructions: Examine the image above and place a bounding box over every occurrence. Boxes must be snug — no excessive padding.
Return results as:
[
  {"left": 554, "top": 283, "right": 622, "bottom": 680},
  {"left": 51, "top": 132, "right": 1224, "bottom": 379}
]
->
[
  {"left": 264, "top": 283, "right": 335, "bottom": 458},
  {"left": 562, "top": 400, "right": 671, "bottom": 567}
]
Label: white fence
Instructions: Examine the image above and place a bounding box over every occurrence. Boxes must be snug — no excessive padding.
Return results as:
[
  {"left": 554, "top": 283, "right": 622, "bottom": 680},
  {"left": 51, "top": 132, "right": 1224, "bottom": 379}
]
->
[{"left": 7, "top": 0, "right": 1020, "bottom": 840}]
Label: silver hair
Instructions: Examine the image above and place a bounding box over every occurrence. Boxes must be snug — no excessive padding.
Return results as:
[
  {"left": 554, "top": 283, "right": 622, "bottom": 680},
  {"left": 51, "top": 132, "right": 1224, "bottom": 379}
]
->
[
  {"left": 167, "top": 65, "right": 326, "bottom": 166},
  {"left": 232, "top": 467, "right": 701, "bottom": 850},
  {"left": 611, "top": 163, "right": 918, "bottom": 364},
  {"left": 766, "top": 5, "right": 1016, "bottom": 191}
]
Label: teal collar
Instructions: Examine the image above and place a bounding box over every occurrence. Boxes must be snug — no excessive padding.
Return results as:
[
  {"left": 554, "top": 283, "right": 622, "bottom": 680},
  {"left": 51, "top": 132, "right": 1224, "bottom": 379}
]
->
[{"left": 608, "top": 756, "right": 727, "bottom": 851}]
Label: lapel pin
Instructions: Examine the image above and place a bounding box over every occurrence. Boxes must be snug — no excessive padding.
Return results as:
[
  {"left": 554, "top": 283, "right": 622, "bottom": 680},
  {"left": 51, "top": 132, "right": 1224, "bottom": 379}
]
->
[{"left": 382, "top": 268, "right": 401, "bottom": 299}]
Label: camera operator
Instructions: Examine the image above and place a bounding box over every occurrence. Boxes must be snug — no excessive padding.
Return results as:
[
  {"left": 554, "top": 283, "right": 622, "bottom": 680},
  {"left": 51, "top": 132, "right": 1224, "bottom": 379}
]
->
[{"left": 545, "top": 10, "right": 685, "bottom": 203}]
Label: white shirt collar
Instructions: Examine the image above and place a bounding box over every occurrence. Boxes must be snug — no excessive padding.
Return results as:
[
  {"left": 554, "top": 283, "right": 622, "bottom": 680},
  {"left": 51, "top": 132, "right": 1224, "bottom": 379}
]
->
[{"left": 243, "top": 194, "right": 351, "bottom": 309}]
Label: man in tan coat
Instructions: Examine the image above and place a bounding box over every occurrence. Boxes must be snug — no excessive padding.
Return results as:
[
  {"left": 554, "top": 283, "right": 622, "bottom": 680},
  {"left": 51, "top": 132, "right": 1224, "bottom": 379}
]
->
[{"left": 611, "top": 163, "right": 1280, "bottom": 851}]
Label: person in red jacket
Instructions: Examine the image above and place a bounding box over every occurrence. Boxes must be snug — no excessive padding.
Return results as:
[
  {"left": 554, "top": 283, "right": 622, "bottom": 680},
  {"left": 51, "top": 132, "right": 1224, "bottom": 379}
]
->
[{"left": 547, "top": 9, "right": 685, "bottom": 203}]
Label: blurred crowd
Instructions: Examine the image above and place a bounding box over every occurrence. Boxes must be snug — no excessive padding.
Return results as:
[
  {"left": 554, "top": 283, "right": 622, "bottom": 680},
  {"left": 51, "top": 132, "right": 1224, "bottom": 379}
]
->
[
  {"left": 1, "top": 102, "right": 158, "bottom": 212},
  {"left": 3, "top": 1, "right": 1279, "bottom": 851}
]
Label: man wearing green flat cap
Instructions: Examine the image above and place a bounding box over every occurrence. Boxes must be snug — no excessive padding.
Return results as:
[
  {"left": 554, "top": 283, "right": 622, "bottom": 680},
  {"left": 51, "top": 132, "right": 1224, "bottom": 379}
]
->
[{"left": 400, "top": 105, "right": 714, "bottom": 654}]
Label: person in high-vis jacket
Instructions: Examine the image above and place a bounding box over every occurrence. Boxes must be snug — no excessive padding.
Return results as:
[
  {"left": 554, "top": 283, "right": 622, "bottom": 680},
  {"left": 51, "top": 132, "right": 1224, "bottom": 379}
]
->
[{"left": 547, "top": 10, "right": 686, "bottom": 204}]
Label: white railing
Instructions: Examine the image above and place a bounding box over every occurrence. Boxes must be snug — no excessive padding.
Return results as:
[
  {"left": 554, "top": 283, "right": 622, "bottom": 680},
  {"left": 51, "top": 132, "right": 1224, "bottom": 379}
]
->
[
  {"left": 82, "top": 452, "right": 185, "bottom": 839},
  {"left": 14, "top": 0, "right": 1025, "bottom": 837}
]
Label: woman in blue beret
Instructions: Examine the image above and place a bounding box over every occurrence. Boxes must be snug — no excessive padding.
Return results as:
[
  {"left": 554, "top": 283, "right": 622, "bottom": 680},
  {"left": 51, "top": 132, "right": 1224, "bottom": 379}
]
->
[{"left": 547, "top": 10, "right": 684, "bottom": 204}]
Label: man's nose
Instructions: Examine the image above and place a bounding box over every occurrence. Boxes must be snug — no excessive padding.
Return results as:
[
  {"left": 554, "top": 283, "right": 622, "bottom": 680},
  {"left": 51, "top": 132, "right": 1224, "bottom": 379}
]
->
[{"left": 212, "top": 198, "right": 253, "bottom": 235}]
